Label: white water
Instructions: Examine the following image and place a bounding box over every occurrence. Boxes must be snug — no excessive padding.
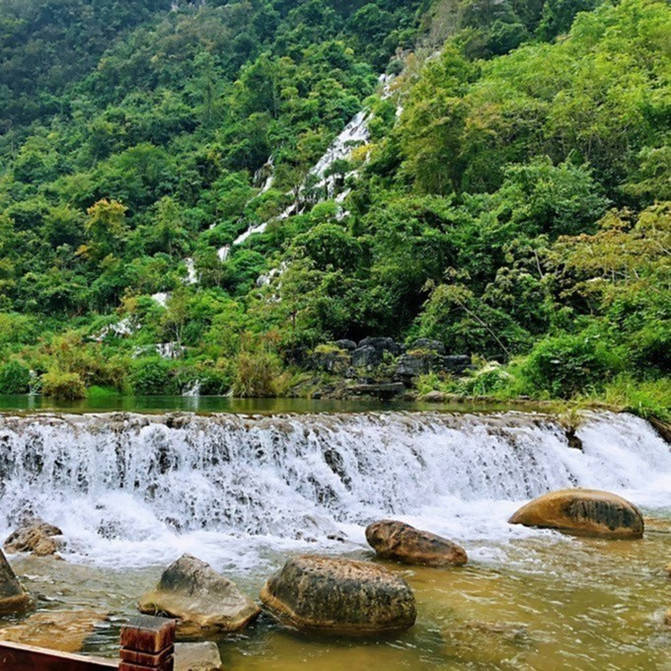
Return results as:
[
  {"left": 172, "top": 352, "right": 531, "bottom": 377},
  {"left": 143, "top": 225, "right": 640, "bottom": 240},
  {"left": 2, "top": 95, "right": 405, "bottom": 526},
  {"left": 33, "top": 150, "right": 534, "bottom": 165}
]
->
[{"left": 0, "top": 411, "right": 667, "bottom": 571}]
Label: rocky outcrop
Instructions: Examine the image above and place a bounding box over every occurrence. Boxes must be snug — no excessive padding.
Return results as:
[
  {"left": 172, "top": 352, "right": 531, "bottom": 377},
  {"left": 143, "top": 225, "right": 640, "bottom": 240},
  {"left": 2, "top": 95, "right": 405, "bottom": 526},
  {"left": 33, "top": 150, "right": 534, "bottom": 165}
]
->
[
  {"left": 174, "top": 642, "right": 223, "bottom": 671},
  {"left": 308, "top": 346, "right": 351, "bottom": 374},
  {"left": 260, "top": 555, "right": 416, "bottom": 636},
  {"left": 0, "top": 610, "right": 106, "bottom": 652},
  {"left": 4, "top": 518, "right": 64, "bottom": 557},
  {"left": 395, "top": 351, "right": 471, "bottom": 382},
  {"left": 352, "top": 337, "right": 402, "bottom": 369},
  {"left": 0, "top": 549, "right": 31, "bottom": 615},
  {"left": 138, "top": 554, "right": 260, "bottom": 638},
  {"left": 366, "top": 520, "right": 467, "bottom": 567},
  {"left": 508, "top": 488, "right": 644, "bottom": 539},
  {"left": 347, "top": 382, "right": 405, "bottom": 398}
]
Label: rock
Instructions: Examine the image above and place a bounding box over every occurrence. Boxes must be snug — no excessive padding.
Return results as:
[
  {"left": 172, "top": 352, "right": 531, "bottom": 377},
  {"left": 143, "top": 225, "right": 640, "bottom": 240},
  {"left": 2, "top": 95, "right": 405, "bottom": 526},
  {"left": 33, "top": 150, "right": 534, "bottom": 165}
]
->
[
  {"left": 4, "top": 518, "right": 64, "bottom": 557},
  {"left": 260, "top": 555, "right": 416, "bottom": 636},
  {"left": 508, "top": 488, "right": 644, "bottom": 539},
  {"left": 395, "top": 352, "right": 471, "bottom": 383},
  {"left": 0, "top": 549, "right": 31, "bottom": 615},
  {"left": 366, "top": 520, "right": 467, "bottom": 567},
  {"left": 309, "top": 346, "right": 351, "bottom": 374},
  {"left": 421, "top": 390, "right": 449, "bottom": 403},
  {"left": 444, "top": 620, "right": 531, "bottom": 666},
  {"left": 351, "top": 345, "right": 380, "bottom": 368},
  {"left": 138, "top": 554, "right": 260, "bottom": 638},
  {"left": 443, "top": 355, "right": 471, "bottom": 373},
  {"left": 665, "top": 562, "right": 671, "bottom": 578},
  {"left": 174, "top": 642, "right": 223, "bottom": 671},
  {"left": 334, "top": 339, "right": 357, "bottom": 351},
  {"left": 665, "top": 608, "right": 671, "bottom": 627},
  {"left": 410, "top": 338, "right": 446, "bottom": 355},
  {"left": 347, "top": 382, "right": 405, "bottom": 399},
  {"left": 358, "top": 337, "right": 402, "bottom": 356},
  {"left": 0, "top": 610, "right": 106, "bottom": 652}
]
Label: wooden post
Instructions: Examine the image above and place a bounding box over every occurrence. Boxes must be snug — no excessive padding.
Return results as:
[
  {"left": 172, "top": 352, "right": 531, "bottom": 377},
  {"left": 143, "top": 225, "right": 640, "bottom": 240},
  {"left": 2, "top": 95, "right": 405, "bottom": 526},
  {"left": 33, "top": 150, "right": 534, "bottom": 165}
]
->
[{"left": 119, "top": 615, "right": 175, "bottom": 671}]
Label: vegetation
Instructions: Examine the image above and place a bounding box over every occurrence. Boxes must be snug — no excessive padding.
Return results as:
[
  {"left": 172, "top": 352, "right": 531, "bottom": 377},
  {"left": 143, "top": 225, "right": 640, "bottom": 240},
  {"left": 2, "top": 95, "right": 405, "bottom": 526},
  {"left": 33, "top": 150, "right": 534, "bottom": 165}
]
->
[{"left": 0, "top": 0, "right": 668, "bottom": 417}]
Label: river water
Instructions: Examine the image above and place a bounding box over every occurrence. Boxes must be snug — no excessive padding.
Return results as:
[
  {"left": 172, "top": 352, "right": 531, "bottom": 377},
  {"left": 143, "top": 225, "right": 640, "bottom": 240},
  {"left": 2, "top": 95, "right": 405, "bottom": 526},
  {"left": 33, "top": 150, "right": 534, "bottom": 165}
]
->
[{"left": 0, "top": 408, "right": 669, "bottom": 669}]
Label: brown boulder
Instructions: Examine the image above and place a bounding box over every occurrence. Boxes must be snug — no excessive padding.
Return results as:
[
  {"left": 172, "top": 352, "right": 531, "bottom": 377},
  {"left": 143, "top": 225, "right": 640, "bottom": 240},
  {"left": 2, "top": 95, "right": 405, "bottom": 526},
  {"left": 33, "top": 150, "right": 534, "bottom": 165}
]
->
[
  {"left": 508, "top": 488, "right": 644, "bottom": 539},
  {"left": 138, "top": 554, "right": 260, "bottom": 638},
  {"left": 0, "top": 549, "right": 31, "bottom": 615},
  {"left": 260, "top": 555, "right": 416, "bottom": 636},
  {"left": 4, "top": 518, "right": 64, "bottom": 557},
  {"left": 366, "top": 520, "right": 467, "bottom": 567}
]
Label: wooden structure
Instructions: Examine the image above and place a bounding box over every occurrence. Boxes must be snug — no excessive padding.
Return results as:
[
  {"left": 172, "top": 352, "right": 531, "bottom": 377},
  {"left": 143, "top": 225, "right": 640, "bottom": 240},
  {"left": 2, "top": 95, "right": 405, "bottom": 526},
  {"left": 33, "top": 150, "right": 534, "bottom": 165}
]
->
[
  {"left": 0, "top": 614, "right": 176, "bottom": 671},
  {"left": 119, "top": 615, "right": 175, "bottom": 671}
]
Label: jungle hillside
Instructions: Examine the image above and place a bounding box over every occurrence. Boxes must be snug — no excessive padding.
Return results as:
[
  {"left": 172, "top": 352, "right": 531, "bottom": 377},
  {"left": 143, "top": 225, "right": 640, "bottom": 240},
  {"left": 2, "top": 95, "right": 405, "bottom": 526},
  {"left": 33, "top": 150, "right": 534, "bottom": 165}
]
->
[{"left": 0, "top": 0, "right": 669, "bottom": 417}]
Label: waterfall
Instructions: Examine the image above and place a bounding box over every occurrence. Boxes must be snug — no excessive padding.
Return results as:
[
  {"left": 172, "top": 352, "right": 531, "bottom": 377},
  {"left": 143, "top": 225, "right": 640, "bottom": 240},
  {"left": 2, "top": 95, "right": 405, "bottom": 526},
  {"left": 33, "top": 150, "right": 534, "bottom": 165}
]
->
[{"left": 0, "top": 411, "right": 667, "bottom": 568}]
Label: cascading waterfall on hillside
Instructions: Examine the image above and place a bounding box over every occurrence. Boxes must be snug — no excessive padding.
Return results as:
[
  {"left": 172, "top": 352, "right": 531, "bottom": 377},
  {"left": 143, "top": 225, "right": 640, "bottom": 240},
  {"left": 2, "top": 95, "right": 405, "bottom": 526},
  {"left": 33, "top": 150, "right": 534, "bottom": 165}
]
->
[{"left": 0, "top": 411, "right": 668, "bottom": 569}]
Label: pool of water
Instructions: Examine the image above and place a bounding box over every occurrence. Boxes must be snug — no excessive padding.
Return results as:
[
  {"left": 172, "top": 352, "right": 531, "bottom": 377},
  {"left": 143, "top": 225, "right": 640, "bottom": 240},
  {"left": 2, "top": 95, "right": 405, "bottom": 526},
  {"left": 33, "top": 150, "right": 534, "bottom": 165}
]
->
[
  {"left": 0, "top": 394, "right": 545, "bottom": 415},
  {"left": 7, "top": 520, "right": 671, "bottom": 671}
]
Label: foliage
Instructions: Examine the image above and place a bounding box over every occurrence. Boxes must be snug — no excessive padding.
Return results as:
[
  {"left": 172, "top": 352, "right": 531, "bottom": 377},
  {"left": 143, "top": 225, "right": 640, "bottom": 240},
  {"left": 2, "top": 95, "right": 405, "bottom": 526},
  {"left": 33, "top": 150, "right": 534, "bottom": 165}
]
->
[
  {"left": 0, "top": 0, "right": 668, "bottom": 414},
  {"left": 0, "top": 359, "right": 31, "bottom": 394},
  {"left": 41, "top": 369, "right": 86, "bottom": 400}
]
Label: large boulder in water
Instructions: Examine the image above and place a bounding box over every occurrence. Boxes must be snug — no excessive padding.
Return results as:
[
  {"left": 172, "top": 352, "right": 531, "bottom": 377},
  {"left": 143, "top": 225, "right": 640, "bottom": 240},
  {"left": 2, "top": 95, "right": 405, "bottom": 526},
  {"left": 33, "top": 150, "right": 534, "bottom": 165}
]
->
[
  {"left": 260, "top": 555, "right": 416, "bottom": 636},
  {"left": 508, "top": 488, "right": 644, "bottom": 539},
  {"left": 366, "top": 520, "right": 467, "bottom": 567},
  {"left": 138, "top": 554, "right": 260, "bottom": 638},
  {"left": 4, "top": 518, "right": 64, "bottom": 557},
  {"left": 0, "top": 549, "right": 31, "bottom": 615}
]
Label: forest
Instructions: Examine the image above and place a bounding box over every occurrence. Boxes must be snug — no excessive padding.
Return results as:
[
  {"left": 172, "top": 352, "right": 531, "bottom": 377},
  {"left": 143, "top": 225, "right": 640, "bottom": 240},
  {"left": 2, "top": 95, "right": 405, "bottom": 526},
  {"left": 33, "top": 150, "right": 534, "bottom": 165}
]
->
[{"left": 0, "top": 0, "right": 669, "bottom": 417}]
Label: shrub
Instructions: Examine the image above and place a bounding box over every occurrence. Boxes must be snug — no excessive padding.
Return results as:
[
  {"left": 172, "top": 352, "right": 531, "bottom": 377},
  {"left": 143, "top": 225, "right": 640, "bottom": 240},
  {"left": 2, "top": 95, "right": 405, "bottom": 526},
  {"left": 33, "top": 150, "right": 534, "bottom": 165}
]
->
[
  {"left": 129, "top": 358, "right": 176, "bottom": 395},
  {"left": 232, "top": 350, "right": 282, "bottom": 397},
  {"left": 520, "top": 332, "right": 624, "bottom": 398},
  {"left": 41, "top": 369, "right": 86, "bottom": 400},
  {"left": 0, "top": 360, "right": 31, "bottom": 394}
]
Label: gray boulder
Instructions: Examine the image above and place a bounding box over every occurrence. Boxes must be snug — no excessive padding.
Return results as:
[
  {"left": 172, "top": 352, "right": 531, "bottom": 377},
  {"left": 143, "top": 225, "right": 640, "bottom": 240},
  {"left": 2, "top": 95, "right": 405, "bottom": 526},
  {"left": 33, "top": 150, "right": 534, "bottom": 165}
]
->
[
  {"left": 0, "top": 549, "right": 31, "bottom": 615},
  {"left": 138, "top": 554, "right": 260, "bottom": 638},
  {"left": 410, "top": 338, "right": 446, "bottom": 355},
  {"left": 175, "top": 642, "right": 223, "bottom": 671}
]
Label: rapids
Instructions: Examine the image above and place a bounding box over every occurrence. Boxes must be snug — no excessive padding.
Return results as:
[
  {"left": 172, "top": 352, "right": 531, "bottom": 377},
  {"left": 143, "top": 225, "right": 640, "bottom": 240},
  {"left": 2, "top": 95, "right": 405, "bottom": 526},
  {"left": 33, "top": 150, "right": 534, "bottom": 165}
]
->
[{"left": 0, "top": 410, "right": 668, "bottom": 570}]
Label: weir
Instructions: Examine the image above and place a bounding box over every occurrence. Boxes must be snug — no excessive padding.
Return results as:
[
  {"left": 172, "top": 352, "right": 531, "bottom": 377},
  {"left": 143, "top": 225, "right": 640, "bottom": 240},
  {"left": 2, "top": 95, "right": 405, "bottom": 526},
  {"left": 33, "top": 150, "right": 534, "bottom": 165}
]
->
[{"left": 0, "top": 411, "right": 668, "bottom": 569}]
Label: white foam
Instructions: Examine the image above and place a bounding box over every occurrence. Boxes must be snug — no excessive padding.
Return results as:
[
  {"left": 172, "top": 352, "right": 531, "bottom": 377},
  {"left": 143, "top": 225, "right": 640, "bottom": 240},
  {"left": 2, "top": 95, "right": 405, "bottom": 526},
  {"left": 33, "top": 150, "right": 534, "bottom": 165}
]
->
[{"left": 0, "top": 411, "right": 667, "bottom": 569}]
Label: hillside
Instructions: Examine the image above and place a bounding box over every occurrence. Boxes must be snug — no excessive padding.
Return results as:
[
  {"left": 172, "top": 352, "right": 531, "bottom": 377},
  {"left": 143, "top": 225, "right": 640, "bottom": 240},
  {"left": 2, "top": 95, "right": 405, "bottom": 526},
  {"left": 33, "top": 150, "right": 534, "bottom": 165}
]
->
[{"left": 0, "top": 0, "right": 669, "bottom": 415}]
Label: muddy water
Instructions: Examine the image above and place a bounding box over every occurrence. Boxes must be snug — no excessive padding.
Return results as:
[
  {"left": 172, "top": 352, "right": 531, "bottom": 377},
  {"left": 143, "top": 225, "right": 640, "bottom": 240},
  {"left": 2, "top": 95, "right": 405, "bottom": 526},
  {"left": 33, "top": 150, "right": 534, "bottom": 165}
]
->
[{"left": 7, "top": 524, "right": 671, "bottom": 671}]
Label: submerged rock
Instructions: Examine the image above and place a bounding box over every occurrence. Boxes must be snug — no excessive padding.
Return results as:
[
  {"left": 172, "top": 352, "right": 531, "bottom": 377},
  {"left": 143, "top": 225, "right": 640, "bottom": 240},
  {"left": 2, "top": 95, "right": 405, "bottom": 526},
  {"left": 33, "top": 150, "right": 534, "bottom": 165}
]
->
[
  {"left": 138, "top": 554, "right": 260, "bottom": 638},
  {"left": 445, "top": 620, "right": 531, "bottom": 666},
  {"left": 0, "top": 549, "right": 31, "bottom": 615},
  {"left": 260, "top": 555, "right": 416, "bottom": 636},
  {"left": 366, "top": 520, "right": 467, "bottom": 567},
  {"left": 0, "top": 610, "right": 106, "bottom": 652},
  {"left": 665, "top": 609, "right": 671, "bottom": 626},
  {"left": 174, "top": 641, "right": 223, "bottom": 671},
  {"left": 508, "top": 488, "right": 644, "bottom": 539},
  {"left": 4, "top": 518, "right": 64, "bottom": 557}
]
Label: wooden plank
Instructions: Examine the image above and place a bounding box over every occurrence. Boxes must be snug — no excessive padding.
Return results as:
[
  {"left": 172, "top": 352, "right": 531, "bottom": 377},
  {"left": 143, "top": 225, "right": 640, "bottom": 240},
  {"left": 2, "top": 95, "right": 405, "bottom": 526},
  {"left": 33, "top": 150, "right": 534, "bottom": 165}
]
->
[{"left": 0, "top": 639, "right": 117, "bottom": 670}]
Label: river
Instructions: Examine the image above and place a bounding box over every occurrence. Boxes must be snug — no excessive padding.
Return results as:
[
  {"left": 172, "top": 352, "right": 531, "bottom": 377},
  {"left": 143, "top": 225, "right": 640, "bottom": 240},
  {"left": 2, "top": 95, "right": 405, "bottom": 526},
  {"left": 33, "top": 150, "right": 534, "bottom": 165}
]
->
[{"left": 0, "top": 407, "right": 669, "bottom": 669}]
